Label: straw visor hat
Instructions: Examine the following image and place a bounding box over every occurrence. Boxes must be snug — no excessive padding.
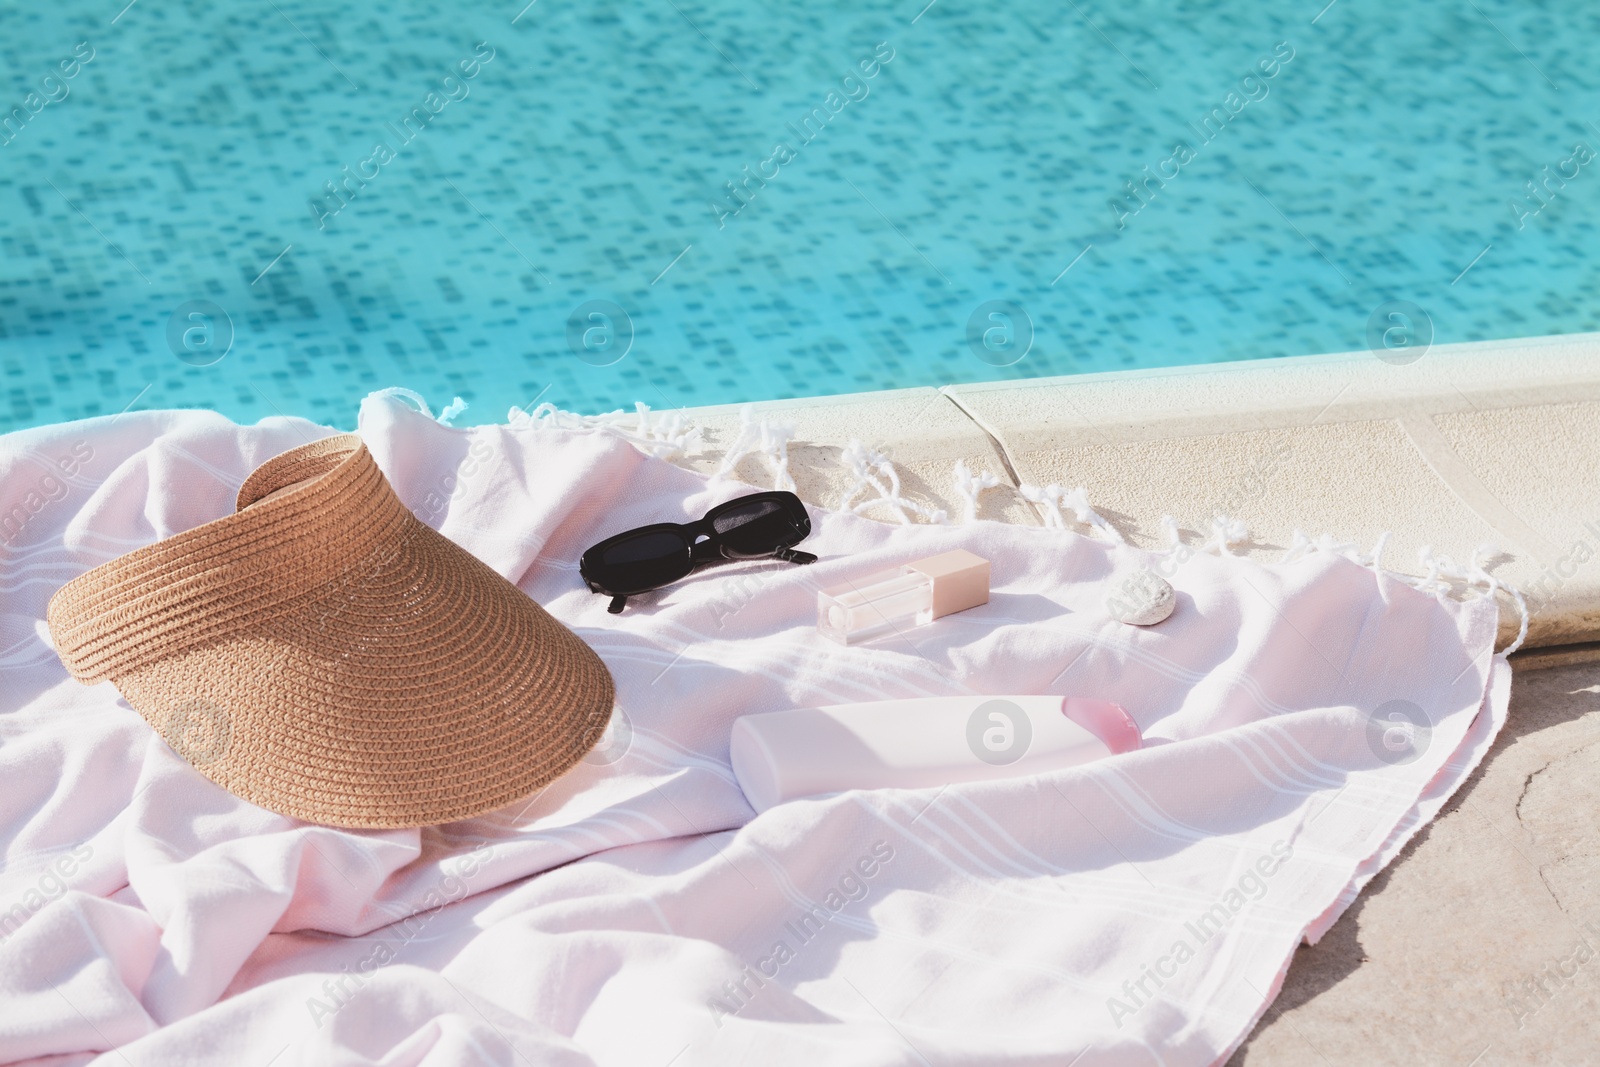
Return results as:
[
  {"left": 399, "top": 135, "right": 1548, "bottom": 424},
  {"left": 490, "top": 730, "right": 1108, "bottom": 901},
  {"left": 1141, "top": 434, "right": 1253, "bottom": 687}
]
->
[{"left": 47, "top": 433, "right": 615, "bottom": 828}]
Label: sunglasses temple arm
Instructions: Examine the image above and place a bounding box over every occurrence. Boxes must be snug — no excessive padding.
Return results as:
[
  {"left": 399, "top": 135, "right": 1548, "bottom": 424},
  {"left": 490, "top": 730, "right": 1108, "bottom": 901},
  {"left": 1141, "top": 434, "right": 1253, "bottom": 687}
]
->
[
  {"left": 608, "top": 595, "right": 628, "bottom": 614},
  {"left": 776, "top": 548, "right": 817, "bottom": 565}
]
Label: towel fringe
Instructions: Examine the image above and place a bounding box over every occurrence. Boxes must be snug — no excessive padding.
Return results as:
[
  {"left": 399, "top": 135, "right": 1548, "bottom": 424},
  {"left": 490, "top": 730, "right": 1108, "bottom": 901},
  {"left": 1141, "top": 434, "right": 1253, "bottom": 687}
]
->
[
  {"left": 952, "top": 461, "right": 1000, "bottom": 525},
  {"left": 489, "top": 396, "right": 1535, "bottom": 649},
  {"left": 374, "top": 387, "right": 468, "bottom": 426},
  {"left": 1281, "top": 529, "right": 1386, "bottom": 569},
  {"left": 838, "top": 440, "right": 948, "bottom": 525},
  {"left": 1017, "top": 482, "right": 1125, "bottom": 542},
  {"left": 1153, "top": 513, "right": 1250, "bottom": 557},
  {"left": 1278, "top": 531, "right": 1529, "bottom": 654},
  {"left": 1395, "top": 542, "right": 1530, "bottom": 654},
  {"left": 1158, "top": 515, "right": 1184, "bottom": 553},
  {"left": 713, "top": 406, "right": 798, "bottom": 493},
  {"left": 435, "top": 397, "right": 468, "bottom": 425},
  {"left": 506, "top": 400, "right": 703, "bottom": 461},
  {"left": 1207, "top": 514, "right": 1252, "bottom": 555}
]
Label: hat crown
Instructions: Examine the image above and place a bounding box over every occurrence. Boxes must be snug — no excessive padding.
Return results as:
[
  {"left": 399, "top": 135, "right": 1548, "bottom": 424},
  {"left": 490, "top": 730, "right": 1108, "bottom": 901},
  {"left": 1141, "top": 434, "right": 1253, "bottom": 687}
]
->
[{"left": 48, "top": 435, "right": 409, "bottom": 683}]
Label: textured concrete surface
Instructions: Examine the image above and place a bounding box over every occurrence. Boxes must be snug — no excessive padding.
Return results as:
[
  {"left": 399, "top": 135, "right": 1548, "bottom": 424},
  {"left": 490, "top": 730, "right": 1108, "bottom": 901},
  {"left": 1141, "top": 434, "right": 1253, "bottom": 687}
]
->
[
  {"left": 945, "top": 337, "right": 1600, "bottom": 650},
  {"left": 945, "top": 336, "right": 1600, "bottom": 650},
  {"left": 1228, "top": 658, "right": 1600, "bottom": 1067}
]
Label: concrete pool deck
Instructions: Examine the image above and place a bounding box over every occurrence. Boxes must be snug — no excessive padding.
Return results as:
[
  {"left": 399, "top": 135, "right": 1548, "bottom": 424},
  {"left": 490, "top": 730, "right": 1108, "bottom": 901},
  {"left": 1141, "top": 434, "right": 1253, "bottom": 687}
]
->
[
  {"left": 671, "top": 333, "right": 1600, "bottom": 1064},
  {"left": 684, "top": 331, "right": 1600, "bottom": 654},
  {"left": 1228, "top": 657, "right": 1600, "bottom": 1065}
]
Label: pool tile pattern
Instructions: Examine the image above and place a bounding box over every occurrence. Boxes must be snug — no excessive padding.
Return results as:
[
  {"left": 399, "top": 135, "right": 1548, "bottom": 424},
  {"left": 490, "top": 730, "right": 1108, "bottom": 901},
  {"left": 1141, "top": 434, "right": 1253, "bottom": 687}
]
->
[{"left": 1, "top": 1, "right": 1596, "bottom": 432}]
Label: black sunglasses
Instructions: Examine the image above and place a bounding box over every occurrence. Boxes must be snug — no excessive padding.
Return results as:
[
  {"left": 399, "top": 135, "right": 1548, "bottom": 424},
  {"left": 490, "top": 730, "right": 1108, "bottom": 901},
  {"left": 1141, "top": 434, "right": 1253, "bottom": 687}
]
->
[{"left": 579, "top": 491, "right": 817, "bottom": 614}]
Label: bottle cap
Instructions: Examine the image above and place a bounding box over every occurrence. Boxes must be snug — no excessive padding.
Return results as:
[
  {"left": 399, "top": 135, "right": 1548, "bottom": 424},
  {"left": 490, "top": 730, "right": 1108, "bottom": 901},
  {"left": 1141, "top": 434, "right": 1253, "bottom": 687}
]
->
[
  {"left": 1062, "top": 698, "right": 1142, "bottom": 755},
  {"left": 905, "top": 550, "right": 990, "bottom": 619}
]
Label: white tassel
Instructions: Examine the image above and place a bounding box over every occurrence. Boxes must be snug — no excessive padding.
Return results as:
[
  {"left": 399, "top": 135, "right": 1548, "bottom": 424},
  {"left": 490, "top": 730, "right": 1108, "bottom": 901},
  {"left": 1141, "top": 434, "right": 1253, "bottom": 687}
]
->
[
  {"left": 1414, "top": 545, "right": 1450, "bottom": 596},
  {"left": 1369, "top": 531, "right": 1389, "bottom": 574},
  {"left": 1017, "top": 483, "right": 1122, "bottom": 542},
  {"left": 1207, "top": 514, "right": 1251, "bottom": 555},
  {"left": 1466, "top": 542, "right": 1530, "bottom": 655},
  {"left": 1018, "top": 483, "right": 1069, "bottom": 530},
  {"left": 375, "top": 386, "right": 434, "bottom": 418},
  {"left": 507, "top": 400, "right": 702, "bottom": 461},
  {"left": 714, "top": 406, "right": 797, "bottom": 492},
  {"left": 1284, "top": 532, "right": 1526, "bottom": 654},
  {"left": 1159, "top": 515, "right": 1185, "bottom": 552},
  {"left": 627, "top": 402, "right": 702, "bottom": 461},
  {"left": 373, "top": 387, "right": 469, "bottom": 425},
  {"left": 1061, "top": 486, "right": 1126, "bottom": 544},
  {"left": 758, "top": 419, "right": 797, "bottom": 493},
  {"left": 436, "top": 396, "right": 468, "bottom": 425},
  {"left": 1379, "top": 542, "right": 1529, "bottom": 654},
  {"left": 838, "top": 440, "right": 947, "bottom": 525},
  {"left": 952, "top": 461, "right": 1000, "bottom": 525},
  {"left": 1280, "top": 528, "right": 1315, "bottom": 563},
  {"left": 1282, "top": 529, "right": 1387, "bottom": 568}
]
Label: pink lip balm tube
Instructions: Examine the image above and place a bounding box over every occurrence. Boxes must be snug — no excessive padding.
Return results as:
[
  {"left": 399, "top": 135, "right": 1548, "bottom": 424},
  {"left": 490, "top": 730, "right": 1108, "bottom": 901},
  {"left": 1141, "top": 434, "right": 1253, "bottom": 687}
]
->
[
  {"left": 729, "top": 695, "right": 1141, "bottom": 813},
  {"left": 817, "top": 550, "right": 990, "bottom": 645}
]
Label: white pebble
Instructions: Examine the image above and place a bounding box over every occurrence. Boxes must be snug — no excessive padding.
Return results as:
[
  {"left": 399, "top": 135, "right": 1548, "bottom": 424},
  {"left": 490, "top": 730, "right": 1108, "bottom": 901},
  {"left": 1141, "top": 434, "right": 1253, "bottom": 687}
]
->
[{"left": 1106, "top": 571, "right": 1175, "bottom": 626}]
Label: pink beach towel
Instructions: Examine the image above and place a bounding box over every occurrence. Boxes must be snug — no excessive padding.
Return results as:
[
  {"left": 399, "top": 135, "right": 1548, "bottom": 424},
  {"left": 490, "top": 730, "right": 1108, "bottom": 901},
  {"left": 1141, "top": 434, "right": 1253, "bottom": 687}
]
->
[{"left": 0, "top": 393, "right": 1509, "bottom": 1066}]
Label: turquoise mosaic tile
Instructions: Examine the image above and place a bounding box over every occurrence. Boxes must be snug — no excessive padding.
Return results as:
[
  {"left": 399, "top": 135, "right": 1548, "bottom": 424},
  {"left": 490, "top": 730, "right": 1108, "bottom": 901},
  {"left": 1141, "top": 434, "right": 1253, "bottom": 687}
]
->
[{"left": 1, "top": 0, "right": 1596, "bottom": 431}]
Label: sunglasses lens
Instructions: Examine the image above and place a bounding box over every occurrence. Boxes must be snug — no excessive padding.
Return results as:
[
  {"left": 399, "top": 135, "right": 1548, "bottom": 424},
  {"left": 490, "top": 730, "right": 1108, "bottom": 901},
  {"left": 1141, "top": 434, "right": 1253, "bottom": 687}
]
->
[
  {"left": 594, "top": 530, "right": 691, "bottom": 592},
  {"left": 712, "top": 497, "right": 804, "bottom": 558}
]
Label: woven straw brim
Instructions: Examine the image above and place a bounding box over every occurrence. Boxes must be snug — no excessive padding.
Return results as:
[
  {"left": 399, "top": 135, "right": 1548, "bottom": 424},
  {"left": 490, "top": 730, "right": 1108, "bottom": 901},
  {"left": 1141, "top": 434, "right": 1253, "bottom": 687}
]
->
[{"left": 46, "top": 434, "right": 614, "bottom": 828}]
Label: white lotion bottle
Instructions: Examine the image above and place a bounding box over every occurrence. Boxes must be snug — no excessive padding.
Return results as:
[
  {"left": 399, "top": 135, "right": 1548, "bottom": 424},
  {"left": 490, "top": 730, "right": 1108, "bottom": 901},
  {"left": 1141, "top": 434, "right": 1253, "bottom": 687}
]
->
[{"left": 730, "top": 695, "right": 1141, "bottom": 813}]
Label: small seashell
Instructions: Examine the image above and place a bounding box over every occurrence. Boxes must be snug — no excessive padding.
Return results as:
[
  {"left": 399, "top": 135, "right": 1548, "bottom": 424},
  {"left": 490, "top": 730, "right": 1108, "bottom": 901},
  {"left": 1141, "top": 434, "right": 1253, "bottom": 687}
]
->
[{"left": 1106, "top": 570, "right": 1176, "bottom": 626}]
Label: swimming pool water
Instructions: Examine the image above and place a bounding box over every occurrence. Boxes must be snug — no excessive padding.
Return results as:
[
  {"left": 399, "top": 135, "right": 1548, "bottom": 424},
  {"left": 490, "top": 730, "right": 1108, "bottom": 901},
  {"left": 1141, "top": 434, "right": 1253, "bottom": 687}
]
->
[{"left": 2, "top": 1, "right": 1597, "bottom": 433}]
